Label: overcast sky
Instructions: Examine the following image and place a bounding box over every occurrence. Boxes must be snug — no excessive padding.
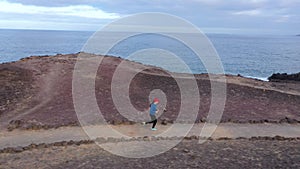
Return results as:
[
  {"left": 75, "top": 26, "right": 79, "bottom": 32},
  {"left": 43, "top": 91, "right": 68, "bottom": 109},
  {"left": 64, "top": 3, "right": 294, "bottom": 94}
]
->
[{"left": 0, "top": 0, "right": 299, "bottom": 34}]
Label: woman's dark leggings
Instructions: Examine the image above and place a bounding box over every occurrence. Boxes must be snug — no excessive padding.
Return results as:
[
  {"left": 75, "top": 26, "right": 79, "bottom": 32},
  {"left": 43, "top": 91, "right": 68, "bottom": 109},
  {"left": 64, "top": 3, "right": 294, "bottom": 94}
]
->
[{"left": 146, "top": 115, "right": 157, "bottom": 128}]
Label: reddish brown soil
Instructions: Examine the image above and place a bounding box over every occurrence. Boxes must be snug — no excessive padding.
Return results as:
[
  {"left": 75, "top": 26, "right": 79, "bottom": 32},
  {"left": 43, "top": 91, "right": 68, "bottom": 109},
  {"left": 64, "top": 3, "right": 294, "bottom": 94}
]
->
[
  {"left": 1, "top": 53, "right": 300, "bottom": 130},
  {"left": 1, "top": 140, "right": 300, "bottom": 169}
]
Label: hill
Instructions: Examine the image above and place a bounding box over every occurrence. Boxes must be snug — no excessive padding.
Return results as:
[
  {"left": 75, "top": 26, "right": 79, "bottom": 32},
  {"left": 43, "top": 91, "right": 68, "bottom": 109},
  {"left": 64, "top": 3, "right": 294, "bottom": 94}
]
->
[{"left": 1, "top": 53, "right": 300, "bottom": 131}]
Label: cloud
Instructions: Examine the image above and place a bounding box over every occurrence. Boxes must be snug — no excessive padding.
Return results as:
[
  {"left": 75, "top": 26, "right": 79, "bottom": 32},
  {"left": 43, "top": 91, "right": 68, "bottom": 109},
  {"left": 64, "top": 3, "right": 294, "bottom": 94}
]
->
[
  {"left": 0, "top": 0, "right": 120, "bottom": 19},
  {"left": 0, "top": 18, "right": 105, "bottom": 31},
  {"left": 1, "top": 0, "right": 299, "bottom": 34},
  {"left": 9, "top": 0, "right": 112, "bottom": 7},
  {"left": 275, "top": 15, "right": 291, "bottom": 23},
  {"left": 232, "top": 9, "right": 262, "bottom": 16},
  {"left": 190, "top": 0, "right": 222, "bottom": 6}
]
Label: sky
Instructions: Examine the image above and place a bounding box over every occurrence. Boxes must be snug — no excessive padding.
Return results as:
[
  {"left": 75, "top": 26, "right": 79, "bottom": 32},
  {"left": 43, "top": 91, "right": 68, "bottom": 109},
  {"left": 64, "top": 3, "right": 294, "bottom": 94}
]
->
[{"left": 0, "top": 0, "right": 299, "bottom": 35}]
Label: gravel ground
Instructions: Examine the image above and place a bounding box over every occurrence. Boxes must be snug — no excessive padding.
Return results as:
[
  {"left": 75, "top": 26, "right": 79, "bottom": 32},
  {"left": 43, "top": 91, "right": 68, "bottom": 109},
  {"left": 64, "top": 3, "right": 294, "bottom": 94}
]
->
[{"left": 1, "top": 140, "right": 299, "bottom": 169}]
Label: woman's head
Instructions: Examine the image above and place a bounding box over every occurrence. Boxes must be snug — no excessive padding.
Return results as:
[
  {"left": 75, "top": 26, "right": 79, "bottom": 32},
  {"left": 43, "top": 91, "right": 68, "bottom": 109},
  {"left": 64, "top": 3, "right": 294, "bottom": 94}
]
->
[{"left": 153, "top": 98, "right": 160, "bottom": 104}]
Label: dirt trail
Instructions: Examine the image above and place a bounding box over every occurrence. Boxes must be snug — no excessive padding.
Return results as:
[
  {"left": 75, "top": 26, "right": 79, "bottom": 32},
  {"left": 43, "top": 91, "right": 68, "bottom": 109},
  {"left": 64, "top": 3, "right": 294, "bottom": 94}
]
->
[
  {"left": 12, "top": 63, "right": 62, "bottom": 120},
  {"left": 1, "top": 123, "right": 299, "bottom": 149}
]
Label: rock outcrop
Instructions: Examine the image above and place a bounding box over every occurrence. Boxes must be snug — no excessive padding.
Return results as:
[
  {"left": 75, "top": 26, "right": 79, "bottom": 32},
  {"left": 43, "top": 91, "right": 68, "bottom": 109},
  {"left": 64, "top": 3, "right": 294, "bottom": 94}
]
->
[{"left": 268, "top": 72, "right": 300, "bottom": 82}]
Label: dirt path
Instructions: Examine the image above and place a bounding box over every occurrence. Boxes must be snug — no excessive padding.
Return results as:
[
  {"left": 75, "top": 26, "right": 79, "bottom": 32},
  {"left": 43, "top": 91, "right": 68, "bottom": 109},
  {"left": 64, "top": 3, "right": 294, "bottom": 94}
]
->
[
  {"left": 12, "top": 64, "right": 61, "bottom": 121},
  {"left": 1, "top": 139, "right": 299, "bottom": 169},
  {"left": 1, "top": 123, "right": 299, "bottom": 149}
]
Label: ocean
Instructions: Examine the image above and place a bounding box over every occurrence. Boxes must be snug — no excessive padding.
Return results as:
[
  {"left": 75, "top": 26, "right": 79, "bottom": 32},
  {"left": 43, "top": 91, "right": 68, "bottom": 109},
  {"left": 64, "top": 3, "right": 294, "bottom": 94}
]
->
[{"left": 0, "top": 29, "right": 299, "bottom": 80}]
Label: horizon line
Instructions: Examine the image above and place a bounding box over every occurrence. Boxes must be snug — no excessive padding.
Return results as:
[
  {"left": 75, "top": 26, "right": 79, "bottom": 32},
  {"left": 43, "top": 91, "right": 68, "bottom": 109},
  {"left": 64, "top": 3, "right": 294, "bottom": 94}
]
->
[{"left": 0, "top": 28, "right": 297, "bottom": 36}]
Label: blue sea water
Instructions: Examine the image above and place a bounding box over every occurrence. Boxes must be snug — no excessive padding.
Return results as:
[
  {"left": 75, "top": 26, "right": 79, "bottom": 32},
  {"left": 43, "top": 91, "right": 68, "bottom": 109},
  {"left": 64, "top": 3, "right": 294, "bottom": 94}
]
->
[{"left": 0, "top": 29, "right": 299, "bottom": 80}]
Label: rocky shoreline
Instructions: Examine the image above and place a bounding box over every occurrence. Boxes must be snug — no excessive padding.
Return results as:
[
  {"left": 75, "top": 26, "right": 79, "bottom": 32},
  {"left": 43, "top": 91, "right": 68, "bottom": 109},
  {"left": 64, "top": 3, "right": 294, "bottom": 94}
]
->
[{"left": 268, "top": 72, "right": 300, "bottom": 82}]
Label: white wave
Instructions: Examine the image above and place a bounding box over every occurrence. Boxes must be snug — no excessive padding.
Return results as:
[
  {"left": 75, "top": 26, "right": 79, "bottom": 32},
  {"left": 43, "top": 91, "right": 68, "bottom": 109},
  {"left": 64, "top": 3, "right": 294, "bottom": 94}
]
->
[{"left": 244, "top": 76, "right": 269, "bottom": 81}]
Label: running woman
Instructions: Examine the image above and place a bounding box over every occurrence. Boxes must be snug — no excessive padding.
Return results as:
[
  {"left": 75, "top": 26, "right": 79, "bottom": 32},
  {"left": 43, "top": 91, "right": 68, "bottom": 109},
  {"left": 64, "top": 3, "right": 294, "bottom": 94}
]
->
[{"left": 142, "top": 98, "right": 159, "bottom": 131}]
